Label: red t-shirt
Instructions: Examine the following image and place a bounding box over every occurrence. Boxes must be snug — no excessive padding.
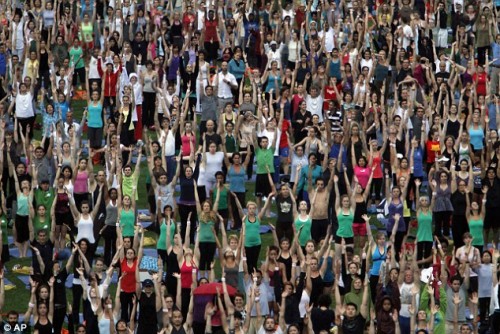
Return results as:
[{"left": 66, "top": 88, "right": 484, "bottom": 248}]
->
[
  {"left": 426, "top": 140, "right": 441, "bottom": 163},
  {"left": 291, "top": 94, "right": 305, "bottom": 116},
  {"left": 280, "top": 119, "right": 291, "bottom": 149},
  {"left": 205, "top": 19, "right": 219, "bottom": 42},
  {"left": 120, "top": 258, "right": 137, "bottom": 293}
]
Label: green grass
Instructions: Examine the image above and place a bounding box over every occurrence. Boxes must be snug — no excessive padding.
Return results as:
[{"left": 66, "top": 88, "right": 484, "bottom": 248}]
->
[{"left": 2, "top": 99, "right": 277, "bottom": 318}]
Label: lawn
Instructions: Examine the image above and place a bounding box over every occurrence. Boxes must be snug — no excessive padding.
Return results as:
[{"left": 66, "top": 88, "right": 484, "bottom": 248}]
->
[{"left": 2, "top": 98, "right": 279, "bottom": 318}]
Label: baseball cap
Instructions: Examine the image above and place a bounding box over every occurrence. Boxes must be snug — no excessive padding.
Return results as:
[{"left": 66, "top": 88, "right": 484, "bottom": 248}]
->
[{"left": 142, "top": 279, "right": 154, "bottom": 287}]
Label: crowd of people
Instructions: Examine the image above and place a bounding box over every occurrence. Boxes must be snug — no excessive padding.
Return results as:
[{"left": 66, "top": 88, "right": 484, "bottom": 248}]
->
[{"left": 0, "top": 0, "right": 499, "bottom": 333}]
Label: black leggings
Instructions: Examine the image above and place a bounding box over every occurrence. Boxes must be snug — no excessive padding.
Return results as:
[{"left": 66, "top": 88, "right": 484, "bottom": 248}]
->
[
  {"left": 369, "top": 275, "right": 379, "bottom": 305},
  {"left": 417, "top": 241, "right": 433, "bottom": 267},
  {"left": 479, "top": 297, "right": 491, "bottom": 323},
  {"left": 230, "top": 192, "right": 245, "bottom": 229},
  {"left": 245, "top": 245, "right": 261, "bottom": 274},
  {"left": 311, "top": 219, "right": 330, "bottom": 244},
  {"left": 371, "top": 178, "right": 384, "bottom": 201},
  {"left": 53, "top": 306, "right": 67, "bottom": 334},
  {"left": 241, "top": 147, "right": 255, "bottom": 180},
  {"left": 103, "top": 226, "right": 117, "bottom": 267},
  {"left": 72, "top": 67, "right": 86, "bottom": 87},
  {"left": 452, "top": 215, "right": 469, "bottom": 248},
  {"left": 120, "top": 291, "right": 136, "bottom": 322},
  {"left": 198, "top": 242, "right": 216, "bottom": 271},
  {"left": 72, "top": 284, "right": 84, "bottom": 324},
  {"left": 142, "top": 91, "right": 156, "bottom": 127},
  {"left": 178, "top": 204, "right": 197, "bottom": 245},
  {"left": 433, "top": 211, "right": 451, "bottom": 237}
]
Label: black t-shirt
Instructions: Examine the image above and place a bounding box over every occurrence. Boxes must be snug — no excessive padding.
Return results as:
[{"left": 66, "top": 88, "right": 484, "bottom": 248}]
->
[
  {"left": 342, "top": 315, "right": 366, "bottom": 334},
  {"left": 200, "top": 132, "right": 222, "bottom": 151},
  {"left": 53, "top": 268, "right": 69, "bottom": 306},
  {"left": 31, "top": 239, "right": 54, "bottom": 277},
  {"left": 311, "top": 308, "right": 335, "bottom": 333},
  {"left": 276, "top": 195, "right": 294, "bottom": 224}
]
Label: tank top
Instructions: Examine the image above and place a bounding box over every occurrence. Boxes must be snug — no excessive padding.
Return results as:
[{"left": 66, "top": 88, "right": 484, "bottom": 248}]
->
[
  {"left": 416, "top": 210, "right": 433, "bottom": 242},
  {"left": 98, "top": 316, "right": 117, "bottom": 334},
  {"left": 157, "top": 219, "right": 175, "bottom": 250},
  {"left": 138, "top": 293, "right": 158, "bottom": 328},
  {"left": 278, "top": 254, "right": 293, "bottom": 281},
  {"left": 81, "top": 22, "right": 93, "bottom": 42},
  {"left": 309, "top": 275, "right": 324, "bottom": 306},
  {"left": 121, "top": 258, "right": 137, "bottom": 292},
  {"left": 166, "top": 249, "right": 181, "bottom": 275},
  {"left": 468, "top": 218, "right": 484, "bottom": 247},
  {"left": 244, "top": 216, "right": 261, "bottom": 247},
  {"left": 199, "top": 219, "right": 216, "bottom": 242},
  {"left": 88, "top": 102, "right": 103, "bottom": 128},
  {"left": 181, "top": 133, "right": 195, "bottom": 156},
  {"left": 34, "top": 319, "right": 53, "bottom": 334},
  {"left": 77, "top": 215, "right": 95, "bottom": 243},
  {"left": 468, "top": 126, "right": 484, "bottom": 150},
  {"left": 228, "top": 165, "right": 246, "bottom": 193},
  {"left": 17, "top": 193, "right": 29, "bottom": 216},
  {"left": 105, "top": 201, "right": 118, "bottom": 226},
  {"left": 370, "top": 245, "right": 387, "bottom": 276},
  {"left": 353, "top": 199, "right": 367, "bottom": 223},
  {"left": 180, "top": 261, "right": 195, "bottom": 289},
  {"left": 372, "top": 154, "right": 383, "bottom": 178},
  {"left": 143, "top": 73, "right": 155, "bottom": 92},
  {"left": 336, "top": 209, "right": 354, "bottom": 238},
  {"left": 120, "top": 208, "right": 135, "bottom": 237},
  {"left": 294, "top": 215, "right": 312, "bottom": 246},
  {"left": 458, "top": 143, "right": 471, "bottom": 163},
  {"left": 74, "top": 171, "right": 88, "bottom": 194},
  {"left": 56, "top": 192, "right": 70, "bottom": 213}
]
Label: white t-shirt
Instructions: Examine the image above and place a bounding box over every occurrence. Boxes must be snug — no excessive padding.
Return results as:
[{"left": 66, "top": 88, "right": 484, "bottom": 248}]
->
[
  {"left": 205, "top": 152, "right": 225, "bottom": 182},
  {"left": 15, "top": 92, "right": 34, "bottom": 118},
  {"left": 159, "top": 130, "right": 176, "bottom": 156},
  {"left": 306, "top": 94, "right": 324, "bottom": 122}
]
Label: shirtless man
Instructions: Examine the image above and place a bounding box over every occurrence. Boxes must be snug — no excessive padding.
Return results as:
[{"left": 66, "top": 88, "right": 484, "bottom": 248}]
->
[{"left": 307, "top": 166, "right": 334, "bottom": 244}]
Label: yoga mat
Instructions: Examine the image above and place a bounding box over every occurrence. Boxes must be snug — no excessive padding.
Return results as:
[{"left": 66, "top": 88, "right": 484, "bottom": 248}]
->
[
  {"left": 17, "top": 275, "right": 31, "bottom": 289},
  {"left": 9, "top": 248, "right": 32, "bottom": 258}
]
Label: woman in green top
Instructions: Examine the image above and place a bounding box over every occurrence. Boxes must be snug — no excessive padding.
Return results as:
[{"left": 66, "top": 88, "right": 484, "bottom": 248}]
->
[
  {"left": 238, "top": 188, "right": 274, "bottom": 274},
  {"left": 68, "top": 37, "right": 85, "bottom": 90},
  {"left": 294, "top": 192, "right": 316, "bottom": 248},
  {"left": 334, "top": 174, "right": 356, "bottom": 254},
  {"left": 414, "top": 179, "right": 435, "bottom": 266},
  {"left": 118, "top": 183, "right": 137, "bottom": 243},
  {"left": 156, "top": 203, "right": 176, "bottom": 269},
  {"left": 465, "top": 186, "right": 487, "bottom": 253},
  {"left": 195, "top": 182, "right": 220, "bottom": 278},
  {"left": 9, "top": 157, "right": 33, "bottom": 258},
  {"left": 212, "top": 172, "right": 229, "bottom": 231},
  {"left": 31, "top": 205, "right": 51, "bottom": 235}
]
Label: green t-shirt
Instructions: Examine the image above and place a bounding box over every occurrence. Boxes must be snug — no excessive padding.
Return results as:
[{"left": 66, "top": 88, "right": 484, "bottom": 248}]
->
[
  {"left": 120, "top": 209, "right": 136, "bottom": 237},
  {"left": 34, "top": 216, "right": 51, "bottom": 235},
  {"left": 294, "top": 216, "right": 312, "bottom": 247},
  {"left": 157, "top": 219, "right": 175, "bottom": 250},
  {"left": 416, "top": 210, "right": 433, "bottom": 242},
  {"left": 244, "top": 216, "right": 261, "bottom": 247},
  {"left": 225, "top": 134, "right": 237, "bottom": 153},
  {"left": 199, "top": 220, "right": 215, "bottom": 242},
  {"left": 34, "top": 188, "right": 55, "bottom": 212},
  {"left": 69, "top": 46, "right": 84, "bottom": 69},
  {"left": 212, "top": 187, "right": 228, "bottom": 210},
  {"left": 255, "top": 147, "right": 274, "bottom": 174},
  {"left": 122, "top": 174, "right": 139, "bottom": 200}
]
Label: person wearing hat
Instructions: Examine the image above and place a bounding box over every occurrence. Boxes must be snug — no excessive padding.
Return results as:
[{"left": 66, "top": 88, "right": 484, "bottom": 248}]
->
[
  {"left": 135, "top": 274, "right": 162, "bottom": 334},
  {"left": 265, "top": 40, "right": 284, "bottom": 70}
]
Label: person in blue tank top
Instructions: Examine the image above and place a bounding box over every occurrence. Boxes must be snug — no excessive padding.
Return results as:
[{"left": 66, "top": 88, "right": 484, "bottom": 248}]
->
[{"left": 85, "top": 67, "right": 106, "bottom": 155}]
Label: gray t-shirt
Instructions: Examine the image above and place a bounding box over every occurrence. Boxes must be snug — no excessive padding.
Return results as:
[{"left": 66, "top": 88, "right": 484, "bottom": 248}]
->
[{"left": 200, "top": 94, "right": 218, "bottom": 121}]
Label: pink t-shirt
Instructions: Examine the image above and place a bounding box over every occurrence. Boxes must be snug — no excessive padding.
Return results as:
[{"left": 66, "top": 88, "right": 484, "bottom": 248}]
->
[{"left": 354, "top": 166, "right": 371, "bottom": 189}]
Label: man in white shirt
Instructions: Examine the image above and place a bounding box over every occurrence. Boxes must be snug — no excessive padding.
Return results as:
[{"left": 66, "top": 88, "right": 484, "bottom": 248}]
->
[
  {"left": 318, "top": 21, "right": 335, "bottom": 52},
  {"left": 306, "top": 85, "right": 324, "bottom": 122},
  {"left": 265, "top": 41, "right": 284, "bottom": 69},
  {"left": 217, "top": 61, "right": 238, "bottom": 110}
]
